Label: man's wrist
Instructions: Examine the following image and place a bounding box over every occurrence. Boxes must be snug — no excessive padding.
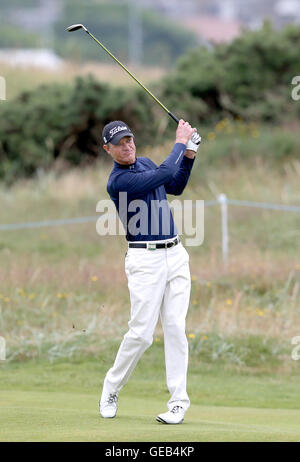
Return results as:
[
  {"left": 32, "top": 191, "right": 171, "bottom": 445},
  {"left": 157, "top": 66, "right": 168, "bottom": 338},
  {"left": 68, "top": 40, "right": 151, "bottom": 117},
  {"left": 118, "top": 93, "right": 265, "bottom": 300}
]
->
[
  {"left": 185, "top": 150, "right": 196, "bottom": 159},
  {"left": 176, "top": 139, "right": 187, "bottom": 145}
]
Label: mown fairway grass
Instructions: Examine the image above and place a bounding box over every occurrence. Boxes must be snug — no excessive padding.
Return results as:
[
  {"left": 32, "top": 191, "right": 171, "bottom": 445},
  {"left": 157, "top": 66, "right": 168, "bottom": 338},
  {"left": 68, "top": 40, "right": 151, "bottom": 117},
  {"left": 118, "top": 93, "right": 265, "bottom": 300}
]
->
[{"left": 1, "top": 355, "right": 300, "bottom": 442}]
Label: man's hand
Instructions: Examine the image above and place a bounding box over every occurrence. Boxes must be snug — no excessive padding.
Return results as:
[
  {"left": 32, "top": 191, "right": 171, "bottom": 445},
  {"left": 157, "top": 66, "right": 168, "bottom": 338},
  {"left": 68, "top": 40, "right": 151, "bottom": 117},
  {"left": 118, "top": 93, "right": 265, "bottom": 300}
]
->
[
  {"left": 175, "top": 119, "right": 196, "bottom": 145},
  {"left": 186, "top": 132, "right": 201, "bottom": 153}
]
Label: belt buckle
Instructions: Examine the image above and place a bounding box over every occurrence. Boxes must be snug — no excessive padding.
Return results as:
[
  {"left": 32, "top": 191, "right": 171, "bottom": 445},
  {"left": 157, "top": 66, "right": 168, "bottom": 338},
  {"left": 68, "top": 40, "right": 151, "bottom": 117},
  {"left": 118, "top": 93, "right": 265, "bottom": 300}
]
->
[{"left": 147, "top": 243, "right": 156, "bottom": 251}]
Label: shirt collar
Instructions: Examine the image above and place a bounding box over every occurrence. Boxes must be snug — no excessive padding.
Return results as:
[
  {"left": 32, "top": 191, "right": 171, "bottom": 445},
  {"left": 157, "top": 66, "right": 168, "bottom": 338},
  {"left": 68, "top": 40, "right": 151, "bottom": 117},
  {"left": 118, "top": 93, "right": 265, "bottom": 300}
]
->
[{"left": 114, "top": 158, "right": 137, "bottom": 170}]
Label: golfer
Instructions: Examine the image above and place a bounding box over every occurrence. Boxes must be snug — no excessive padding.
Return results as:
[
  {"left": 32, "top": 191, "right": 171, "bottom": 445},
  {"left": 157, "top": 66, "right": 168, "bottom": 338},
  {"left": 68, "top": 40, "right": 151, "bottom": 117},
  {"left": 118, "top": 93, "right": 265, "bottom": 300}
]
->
[{"left": 99, "top": 120, "right": 201, "bottom": 424}]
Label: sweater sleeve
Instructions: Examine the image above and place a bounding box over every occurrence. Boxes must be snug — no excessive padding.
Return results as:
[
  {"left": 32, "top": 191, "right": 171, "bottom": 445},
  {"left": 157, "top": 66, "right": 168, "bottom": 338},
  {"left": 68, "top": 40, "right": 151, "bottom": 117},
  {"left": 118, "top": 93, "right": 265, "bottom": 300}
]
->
[
  {"left": 112, "top": 143, "right": 186, "bottom": 198},
  {"left": 164, "top": 156, "right": 195, "bottom": 196}
]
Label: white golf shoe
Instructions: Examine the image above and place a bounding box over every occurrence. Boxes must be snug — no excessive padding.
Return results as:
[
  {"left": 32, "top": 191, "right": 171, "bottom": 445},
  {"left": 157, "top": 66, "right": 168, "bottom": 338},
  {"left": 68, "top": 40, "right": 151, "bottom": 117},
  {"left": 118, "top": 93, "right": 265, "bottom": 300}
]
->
[
  {"left": 156, "top": 405, "right": 185, "bottom": 424},
  {"left": 99, "top": 392, "right": 118, "bottom": 418}
]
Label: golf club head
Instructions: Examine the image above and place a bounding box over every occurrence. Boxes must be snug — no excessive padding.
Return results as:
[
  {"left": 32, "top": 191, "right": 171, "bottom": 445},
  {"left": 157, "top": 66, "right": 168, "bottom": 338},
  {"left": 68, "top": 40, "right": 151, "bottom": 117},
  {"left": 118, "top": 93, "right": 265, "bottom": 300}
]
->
[{"left": 66, "top": 24, "right": 88, "bottom": 32}]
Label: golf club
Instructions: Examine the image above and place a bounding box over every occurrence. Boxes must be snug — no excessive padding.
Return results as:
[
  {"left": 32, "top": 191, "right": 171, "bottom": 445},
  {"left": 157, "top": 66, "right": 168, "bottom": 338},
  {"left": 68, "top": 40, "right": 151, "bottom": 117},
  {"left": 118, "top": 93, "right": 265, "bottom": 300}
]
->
[{"left": 66, "top": 23, "right": 180, "bottom": 124}]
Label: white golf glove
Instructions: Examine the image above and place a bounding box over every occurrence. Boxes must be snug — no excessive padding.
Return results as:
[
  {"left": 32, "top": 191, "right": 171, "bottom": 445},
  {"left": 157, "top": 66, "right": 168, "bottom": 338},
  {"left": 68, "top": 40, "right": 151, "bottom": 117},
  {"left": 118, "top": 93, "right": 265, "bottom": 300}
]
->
[{"left": 186, "top": 132, "right": 202, "bottom": 153}]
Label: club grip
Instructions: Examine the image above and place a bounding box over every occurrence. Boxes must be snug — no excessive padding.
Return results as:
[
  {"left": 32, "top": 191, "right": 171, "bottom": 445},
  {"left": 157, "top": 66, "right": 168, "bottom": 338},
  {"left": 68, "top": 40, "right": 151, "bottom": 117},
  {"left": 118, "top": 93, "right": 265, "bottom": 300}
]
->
[{"left": 168, "top": 112, "right": 180, "bottom": 124}]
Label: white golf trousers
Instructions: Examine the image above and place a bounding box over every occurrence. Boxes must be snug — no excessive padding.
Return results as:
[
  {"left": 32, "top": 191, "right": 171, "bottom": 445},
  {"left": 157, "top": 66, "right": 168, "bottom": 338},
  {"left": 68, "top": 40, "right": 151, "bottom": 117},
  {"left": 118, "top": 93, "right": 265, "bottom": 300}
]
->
[{"left": 102, "top": 238, "right": 191, "bottom": 411}]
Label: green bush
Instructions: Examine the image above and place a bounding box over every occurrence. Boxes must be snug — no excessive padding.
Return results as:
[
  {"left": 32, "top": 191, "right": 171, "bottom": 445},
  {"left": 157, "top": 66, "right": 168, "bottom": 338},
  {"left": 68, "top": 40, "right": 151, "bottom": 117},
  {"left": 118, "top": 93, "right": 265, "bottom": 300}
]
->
[
  {"left": 160, "top": 21, "right": 300, "bottom": 124},
  {"left": 1, "top": 22, "right": 300, "bottom": 184},
  {"left": 0, "top": 76, "right": 157, "bottom": 184}
]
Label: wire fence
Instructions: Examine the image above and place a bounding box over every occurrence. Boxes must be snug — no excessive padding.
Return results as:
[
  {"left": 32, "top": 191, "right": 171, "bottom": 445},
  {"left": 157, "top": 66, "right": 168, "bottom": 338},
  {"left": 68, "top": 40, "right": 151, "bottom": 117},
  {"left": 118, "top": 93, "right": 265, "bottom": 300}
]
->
[{"left": 1, "top": 195, "right": 299, "bottom": 266}]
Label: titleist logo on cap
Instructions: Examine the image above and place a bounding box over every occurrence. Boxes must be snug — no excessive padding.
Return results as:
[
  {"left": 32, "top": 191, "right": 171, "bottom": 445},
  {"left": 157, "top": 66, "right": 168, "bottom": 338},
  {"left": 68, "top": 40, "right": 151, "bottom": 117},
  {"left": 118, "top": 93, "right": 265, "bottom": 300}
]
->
[{"left": 109, "top": 126, "right": 128, "bottom": 137}]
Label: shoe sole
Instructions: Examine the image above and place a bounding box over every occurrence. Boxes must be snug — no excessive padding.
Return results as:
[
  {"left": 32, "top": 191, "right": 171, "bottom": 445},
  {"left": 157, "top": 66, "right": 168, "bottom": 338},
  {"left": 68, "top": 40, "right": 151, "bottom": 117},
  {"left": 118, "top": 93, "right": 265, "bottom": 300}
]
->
[{"left": 156, "top": 416, "right": 184, "bottom": 424}]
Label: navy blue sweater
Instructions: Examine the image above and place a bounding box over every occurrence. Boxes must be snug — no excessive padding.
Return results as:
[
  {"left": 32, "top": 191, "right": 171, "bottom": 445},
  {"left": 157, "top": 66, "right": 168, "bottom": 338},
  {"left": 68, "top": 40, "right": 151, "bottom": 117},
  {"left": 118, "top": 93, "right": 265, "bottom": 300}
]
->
[{"left": 106, "top": 143, "right": 195, "bottom": 241}]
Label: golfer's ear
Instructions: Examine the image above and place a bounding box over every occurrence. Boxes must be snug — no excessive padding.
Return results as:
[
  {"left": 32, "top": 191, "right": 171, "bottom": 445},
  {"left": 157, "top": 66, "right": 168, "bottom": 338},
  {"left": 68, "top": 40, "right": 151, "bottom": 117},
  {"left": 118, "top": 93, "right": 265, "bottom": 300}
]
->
[{"left": 103, "top": 144, "right": 110, "bottom": 155}]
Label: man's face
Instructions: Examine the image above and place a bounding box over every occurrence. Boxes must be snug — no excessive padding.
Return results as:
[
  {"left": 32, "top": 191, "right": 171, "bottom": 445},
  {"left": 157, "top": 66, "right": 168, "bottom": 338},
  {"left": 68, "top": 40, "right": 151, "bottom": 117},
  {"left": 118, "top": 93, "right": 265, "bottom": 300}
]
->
[{"left": 103, "top": 136, "right": 136, "bottom": 165}]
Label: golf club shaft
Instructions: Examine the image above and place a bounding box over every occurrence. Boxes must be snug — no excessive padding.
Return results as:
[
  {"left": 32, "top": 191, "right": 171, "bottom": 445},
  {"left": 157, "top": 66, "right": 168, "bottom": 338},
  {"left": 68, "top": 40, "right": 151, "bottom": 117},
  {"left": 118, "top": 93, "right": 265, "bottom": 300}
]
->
[{"left": 85, "top": 29, "right": 179, "bottom": 124}]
